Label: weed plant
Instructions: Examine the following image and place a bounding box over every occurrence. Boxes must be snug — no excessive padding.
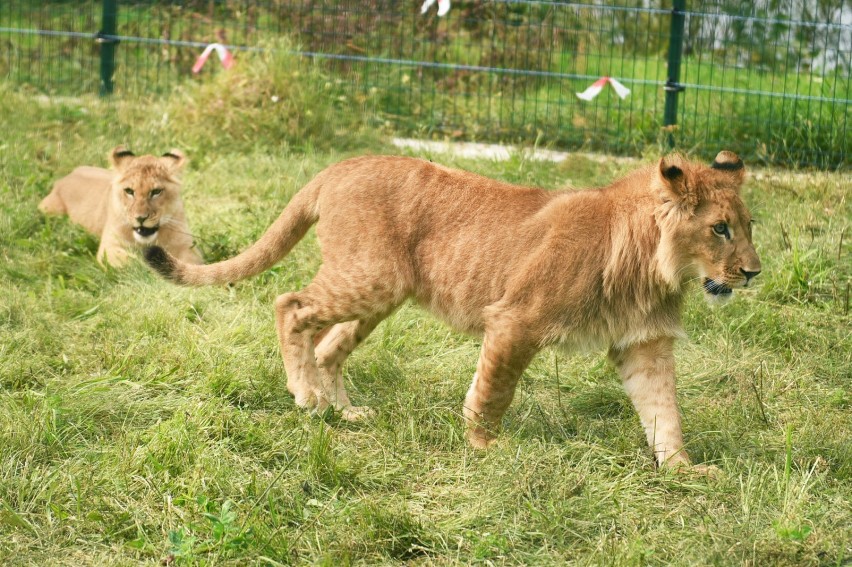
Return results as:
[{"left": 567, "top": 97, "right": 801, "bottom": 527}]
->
[{"left": 0, "top": 53, "right": 850, "bottom": 564}]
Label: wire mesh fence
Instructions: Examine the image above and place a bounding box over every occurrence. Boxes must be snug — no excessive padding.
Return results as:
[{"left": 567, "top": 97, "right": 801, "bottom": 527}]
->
[{"left": 1, "top": 1, "right": 849, "bottom": 168}]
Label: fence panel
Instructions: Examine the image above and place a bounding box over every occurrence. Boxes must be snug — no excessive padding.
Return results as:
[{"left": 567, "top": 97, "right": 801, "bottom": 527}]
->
[
  {"left": 1, "top": 1, "right": 849, "bottom": 168},
  {"left": 283, "top": 1, "right": 675, "bottom": 156},
  {"left": 676, "top": 1, "right": 851, "bottom": 167},
  {"left": 1, "top": 1, "right": 264, "bottom": 95},
  {"left": 2, "top": 2, "right": 102, "bottom": 94}
]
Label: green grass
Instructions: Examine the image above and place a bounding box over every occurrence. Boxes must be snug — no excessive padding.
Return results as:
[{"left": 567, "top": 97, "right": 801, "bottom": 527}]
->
[{"left": 0, "top": 54, "right": 850, "bottom": 565}]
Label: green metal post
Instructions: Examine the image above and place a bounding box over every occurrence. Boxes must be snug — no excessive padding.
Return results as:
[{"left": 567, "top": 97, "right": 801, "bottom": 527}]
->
[
  {"left": 663, "top": 0, "right": 686, "bottom": 148},
  {"left": 99, "top": 0, "right": 118, "bottom": 96}
]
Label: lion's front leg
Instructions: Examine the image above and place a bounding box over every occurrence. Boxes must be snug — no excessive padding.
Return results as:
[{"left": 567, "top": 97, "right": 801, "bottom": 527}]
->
[
  {"left": 610, "top": 337, "right": 689, "bottom": 467},
  {"left": 96, "top": 235, "right": 130, "bottom": 268},
  {"left": 464, "top": 321, "right": 537, "bottom": 449}
]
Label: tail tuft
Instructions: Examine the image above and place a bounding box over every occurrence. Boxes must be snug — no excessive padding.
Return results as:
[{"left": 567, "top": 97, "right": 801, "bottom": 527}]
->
[{"left": 144, "top": 246, "right": 178, "bottom": 281}]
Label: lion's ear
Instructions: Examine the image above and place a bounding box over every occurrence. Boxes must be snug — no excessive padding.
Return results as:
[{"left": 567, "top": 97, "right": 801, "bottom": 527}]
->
[
  {"left": 711, "top": 150, "right": 745, "bottom": 186},
  {"left": 656, "top": 154, "right": 697, "bottom": 208},
  {"left": 161, "top": 149, "right": 187, "bottom": 172},
  {"left": 109, "top": 145, "right": 136, "bottom": 172}
]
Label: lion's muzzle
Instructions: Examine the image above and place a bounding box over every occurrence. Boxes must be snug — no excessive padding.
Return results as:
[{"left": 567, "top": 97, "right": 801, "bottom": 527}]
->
[
  {"left": 133, "top": 224, "right": 159, "bottom": 244},
  {"left": 703, "top": 278, "right": 733, "bottom": 297}
]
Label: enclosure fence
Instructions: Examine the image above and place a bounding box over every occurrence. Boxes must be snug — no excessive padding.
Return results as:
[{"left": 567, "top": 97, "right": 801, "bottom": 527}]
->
[{"left": 2, "top": 1, "right": 850, "bottom": 168}]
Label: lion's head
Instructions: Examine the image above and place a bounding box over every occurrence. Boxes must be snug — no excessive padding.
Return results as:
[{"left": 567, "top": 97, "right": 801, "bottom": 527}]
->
[
  {"left": 109, "top": 146, "right": 187, "bottom": 245},
  {"left": 654, "top": 151, "right": 761, "bottom": 303}
]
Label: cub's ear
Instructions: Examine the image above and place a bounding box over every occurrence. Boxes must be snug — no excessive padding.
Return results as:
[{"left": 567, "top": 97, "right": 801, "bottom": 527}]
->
[
  {"left": 656, "top": 153, "right": 697, "bottom": 208},
  {"left": 109, "top": 145, "right": 136, "bottom": 172},
  {"left": 711, "top": 150, "right": 745, "bottom": 185},
  {"left": 161, "top": 149, "right": 187, "bottom": 172}
]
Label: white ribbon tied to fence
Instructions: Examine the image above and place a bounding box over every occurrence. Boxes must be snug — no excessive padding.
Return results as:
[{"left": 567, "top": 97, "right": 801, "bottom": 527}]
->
[
  {"left": 420, "top": 0, "right": 451, "bottom": 17},
  {"left": 192, "top": 43, "right": 235, "bottom": 74},
  {"left": 576, "top": 77, "right": 630, "bottom": 101}
]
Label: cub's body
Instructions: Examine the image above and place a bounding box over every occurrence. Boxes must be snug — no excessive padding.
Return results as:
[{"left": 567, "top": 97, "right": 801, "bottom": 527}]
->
[
  {"left": 40, "top": 148, "right": 201, "bottom": 267},
  {"left": 146, "top": 152, "right": 760, "bottom": 469},
  {"left": 41, "top": 166, "right": 114, "bottom": 236}
]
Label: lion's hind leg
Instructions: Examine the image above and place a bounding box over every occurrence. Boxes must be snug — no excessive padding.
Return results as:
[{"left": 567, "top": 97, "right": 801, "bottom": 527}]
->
[
  {"left": 275, "top": 291, "right": 323, "bottom": 410},
  {"left": 274, "top": 271, "right": 404, "bottom": 416},
  {"left": 314, "top": 317, "right": 386, "bottom": 421},
  {"left": 38, "top": 190, "right": 67, "bottom": 215}
]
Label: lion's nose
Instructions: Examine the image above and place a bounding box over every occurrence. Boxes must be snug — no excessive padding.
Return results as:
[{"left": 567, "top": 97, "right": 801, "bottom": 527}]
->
[
  {"left": 136, "top": 214, "right": 149, "bottom": 224},
  {"left": 741, "top": 268, "right": 761, "bottom": 282}
]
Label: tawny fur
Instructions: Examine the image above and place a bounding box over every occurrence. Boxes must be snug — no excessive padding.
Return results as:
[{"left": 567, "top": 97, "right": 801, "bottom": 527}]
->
[
  {"left": 145, "top": 151, "right": 761, "bottom": 467},
  {"left": 40, "top": 146, "right": 202, "bottom": 267}
]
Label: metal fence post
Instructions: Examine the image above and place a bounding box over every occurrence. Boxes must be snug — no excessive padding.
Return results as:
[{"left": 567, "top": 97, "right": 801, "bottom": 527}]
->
[
  {"left": 98, "top": 0, "right": 118, "bottom": 96},
  {"left": 664, "top": 0, "right": 686, "bottom": 148}
]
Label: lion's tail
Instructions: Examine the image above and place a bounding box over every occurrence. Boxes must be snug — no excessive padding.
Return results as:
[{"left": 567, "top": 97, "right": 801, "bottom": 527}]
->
[{"left": 145, "top": 178, "right": 321, "bottom": 286}]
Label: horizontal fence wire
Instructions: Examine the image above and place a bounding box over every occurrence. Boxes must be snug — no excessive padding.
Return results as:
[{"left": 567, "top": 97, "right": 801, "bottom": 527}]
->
[{"left": 1, "top": 1, "right": 849, "bottom": 168}]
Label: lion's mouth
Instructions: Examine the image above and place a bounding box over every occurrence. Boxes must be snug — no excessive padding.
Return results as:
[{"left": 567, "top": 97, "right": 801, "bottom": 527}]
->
[
  {"left": 133, "top": 225, "right": 160, "bottom": 244},
  {"left": 134, "top": 225, "right": 159, "bottom": 238},
  {"left": 703, "top": 278, "right": 732, "bottom": 296}
]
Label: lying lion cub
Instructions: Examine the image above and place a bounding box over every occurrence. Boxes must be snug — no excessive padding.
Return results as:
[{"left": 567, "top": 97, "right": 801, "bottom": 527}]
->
[
  {"left": 40, "top": 146, "right": 202, "bottom": 267},
  {"left": 146, "top": 151, "right": 760, "bottom": 468}
]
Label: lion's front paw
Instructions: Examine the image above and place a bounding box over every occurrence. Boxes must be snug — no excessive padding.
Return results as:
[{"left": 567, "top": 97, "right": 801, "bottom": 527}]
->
[
  {"left": 664, "top": 460, "right": 721, "bottom": 479},
  {"left": 465, "top": 426, "right": 499, "bottom": 450},
  {"left": 684, "top": 463, "right": 721, "bottom": 478},
  {"left": 293, "top": 390, "right": 320, "bottom": 410},
  {"left": 340, "top": 405, "right": 375, "bottom": 422}
]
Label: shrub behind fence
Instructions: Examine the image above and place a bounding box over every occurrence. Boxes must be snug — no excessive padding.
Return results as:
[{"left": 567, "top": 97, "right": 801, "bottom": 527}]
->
[{"left": 2, "top": 1, "right": 849, "bottom": 168}]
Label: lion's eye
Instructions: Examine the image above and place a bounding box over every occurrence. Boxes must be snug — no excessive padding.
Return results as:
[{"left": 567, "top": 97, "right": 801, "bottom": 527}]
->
[
  {"left": 150, "top": 188, "right": 163, "bottom": 198},
  {"left": 713, "top": 222, "right": 730, "bottom": 238},
  {"left": 124, "top": 188, "right": 134, "bottom": 197}
]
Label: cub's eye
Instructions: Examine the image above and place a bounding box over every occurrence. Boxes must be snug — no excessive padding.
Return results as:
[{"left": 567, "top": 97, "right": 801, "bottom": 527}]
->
[
  {"left": 150, "top": 188, "right": 163, "bottom": 198},
  {"left": 124, "top": 188, "right": 134, "bottom": 197},
  {"left": 713, "top": 222, "right": 729, "bottom": 237}
]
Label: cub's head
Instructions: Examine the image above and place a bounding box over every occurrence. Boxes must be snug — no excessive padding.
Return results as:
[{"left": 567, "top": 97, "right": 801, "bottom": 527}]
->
[
  {"left": 109, "top": 146, "right": 187, "bottom": 245},
  {"left": 655, "top": 151, "right": 761, "bottom": 304}
]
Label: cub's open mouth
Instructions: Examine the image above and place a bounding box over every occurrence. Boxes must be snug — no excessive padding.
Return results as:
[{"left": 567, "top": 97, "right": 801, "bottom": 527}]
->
[
  {"left": 134, "top": 225, "right": 159, "bottom": 237},
  {"left": 703, "top": 278, "right": 732, "bottom": 296}
]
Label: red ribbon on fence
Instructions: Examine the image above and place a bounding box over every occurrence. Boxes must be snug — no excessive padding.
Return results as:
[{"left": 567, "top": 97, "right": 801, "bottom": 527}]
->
[
  {"left": 576, "top": 77, "right": 630, "bottom": 101},
  {"left": 192, "top": 43, "right": 234, "bottom": 74}
]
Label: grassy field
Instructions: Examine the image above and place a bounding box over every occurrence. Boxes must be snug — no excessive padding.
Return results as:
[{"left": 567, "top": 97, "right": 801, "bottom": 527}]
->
[{"left": 1, "top": 53, "right": 851, "bottom": 566}]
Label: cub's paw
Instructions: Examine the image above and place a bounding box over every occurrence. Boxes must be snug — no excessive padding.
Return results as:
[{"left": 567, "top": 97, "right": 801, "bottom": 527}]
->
[
  {"left": 340, "top": 406, "right": 375, "bottom": 422},
  {"left": 293, "top": 390, "right": 320, "bottom": 410},
  {"left": 685, "top": 463, "right": 722, "bottom": 479},
  {"left": 664, "top": 460, "right": 722, "bottom": 479},
  {"left": 465, "top": 426, "right": 499, "bottom": 450}
]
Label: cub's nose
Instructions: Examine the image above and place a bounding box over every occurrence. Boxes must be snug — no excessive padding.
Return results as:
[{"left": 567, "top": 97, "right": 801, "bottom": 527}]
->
[
  {"left": 136, "top": 215, "right": 149, "bottom": 224},
  {"left": 741, "top": 268, "right": 761, "bottom": 282}
]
